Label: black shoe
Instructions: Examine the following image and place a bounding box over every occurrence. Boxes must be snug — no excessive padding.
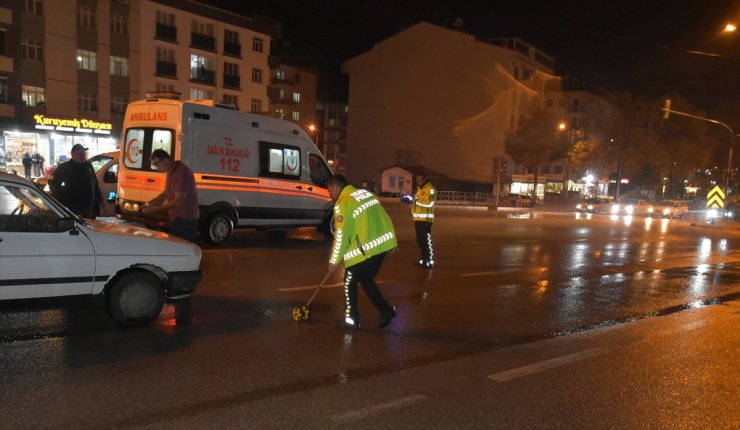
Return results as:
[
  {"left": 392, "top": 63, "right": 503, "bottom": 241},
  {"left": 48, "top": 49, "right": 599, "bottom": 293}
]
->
[
  {"left": 338, "top": 318, "right": 360, "bottom": 331},
  {"left": 378, "top": 308, "right": 397, "bottom": 329}
]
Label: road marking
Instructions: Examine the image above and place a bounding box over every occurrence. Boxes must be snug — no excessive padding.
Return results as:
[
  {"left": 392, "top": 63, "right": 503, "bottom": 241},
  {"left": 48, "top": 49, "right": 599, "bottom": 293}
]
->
[
  {"left": 683, "top": 320, "right": 710, "bottom": 331},
  {"left": 462, "top": 269, "right": 516, "bottom": 277},
  {"left": 278, "top": 280, "right": 393, "bottom": 292},
  {"left": 488, "top": 347, "right": 608, "bottom": 382},
  {"left": 329, "top": 394, "right": 427, "bottom": 424}
]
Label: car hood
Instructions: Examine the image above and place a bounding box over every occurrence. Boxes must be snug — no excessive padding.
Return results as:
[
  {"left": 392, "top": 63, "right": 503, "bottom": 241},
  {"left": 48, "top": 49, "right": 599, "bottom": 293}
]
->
[{"left": 80, "top": 219, "right": 202, "bottom": 259}]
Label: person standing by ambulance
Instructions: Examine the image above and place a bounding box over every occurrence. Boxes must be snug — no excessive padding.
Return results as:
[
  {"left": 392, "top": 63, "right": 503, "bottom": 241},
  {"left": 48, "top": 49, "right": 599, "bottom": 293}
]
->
[
  {"left": 142, "top": 149, "right": 199, "bottom": 242},
  {"left": 328, "top": 174, "right": 397, "bottom": 331},
  {"left": 412, "top": 173, "right": 435, "bottom": 268}
]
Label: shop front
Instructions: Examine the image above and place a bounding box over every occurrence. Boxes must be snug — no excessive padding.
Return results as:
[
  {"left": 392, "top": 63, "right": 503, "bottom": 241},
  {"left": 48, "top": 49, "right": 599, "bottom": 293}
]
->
[{"left": 2, "top": 114, "right": 118, "bottom": 177}]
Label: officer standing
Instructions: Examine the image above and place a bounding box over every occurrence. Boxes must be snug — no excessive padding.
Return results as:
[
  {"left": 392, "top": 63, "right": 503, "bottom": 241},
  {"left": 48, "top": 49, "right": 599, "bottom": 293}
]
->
[
  {"left": 327, "top": 174, "right": 397, "bottom": 331},
  {"left": 49, "top": 144, "right": 102, "bottom": 219},
  {"left": 412, "top": 173, "right": 435, "bottom": 268}
]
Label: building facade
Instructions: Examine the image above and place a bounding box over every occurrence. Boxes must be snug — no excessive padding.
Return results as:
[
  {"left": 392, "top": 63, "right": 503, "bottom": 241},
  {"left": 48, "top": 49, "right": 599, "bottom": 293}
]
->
[
  {"left": 341, "top": 22, "right": 555, "bottom": 186},
  {"left": 0, "top": 0, "right": 279, "bottom": 175},
  {"left": 267, "top": 62, "right": 317, "bottom": 128},
  {"left": 314, "top": 100, "right": 348, "bottom": 175}
]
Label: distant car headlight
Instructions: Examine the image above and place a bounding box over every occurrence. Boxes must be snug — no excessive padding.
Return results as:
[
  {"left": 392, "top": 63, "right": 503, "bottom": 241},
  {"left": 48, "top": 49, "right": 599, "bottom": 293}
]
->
[
  {"left": 707, "top": 208, "right": 719, "bottom": 219},
  {"left": 663, "top": 208, "right": 671, "bottom": 215},
  {"left": 576, "top": 204, "right": 583, "bottom": 210},
  {"left": 610, "top": 205, "right": 620, "bottom": 214},
  {"left": 647, "top": 207, "right": 653, "bottom": 213},
  {"left": 587, "top": 204, "right": 594, "bottom": 210},
  {"left": 625, "top": 205, "right": 634, "bottom": 214}
]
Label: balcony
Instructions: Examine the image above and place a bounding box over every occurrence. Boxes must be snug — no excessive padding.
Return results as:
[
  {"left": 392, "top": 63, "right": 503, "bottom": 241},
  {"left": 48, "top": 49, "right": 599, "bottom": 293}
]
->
[
  {"left": 223, "top": 73, "right": 240, "bottom": 89},
  {"left": 155, "top": 60, "right": 177, "bottom": 78},
  {"left": 224, "top": 41, "right": 241, "bottom": 57},
  {"left": 155, "top": 23, "right": 177, "bottom": 43},
  {"left": 191, "top": 32, "right": 215, "bottom": 52},
  {"left": 190, "top": 67, "right": 215, "bottom": 85},
  {"left": 0, "top": 103, "right": 14, "bottom": 117},
  {"left": 270, "top": 76, "right": 296, "bottom": 86},
  {"left": 0, "top": 55, "right": 12, "bottom": 73}
]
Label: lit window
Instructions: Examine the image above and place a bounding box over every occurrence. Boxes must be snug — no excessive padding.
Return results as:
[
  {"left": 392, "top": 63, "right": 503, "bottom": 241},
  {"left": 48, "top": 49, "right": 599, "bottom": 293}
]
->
[
  {"left": 292, "top": 111, "right": 300, "bottom": 121},
  {"left": 276, "top": 69, "right": 285, "bottom": 80},
  {"left": 21, "top": 85, "right": 44, "bottom": 107},
  {"left": 292, "top": 92, "right": 301, "bottom": 102},
  {"left": 189, "top": 88, "right": 213, "bottom": 100},
  {"left": 76, "top": 49, "right": 97, "bottom": 71},
  {"left": 275, "top": 108, "right": 284, "bottom": 118}
]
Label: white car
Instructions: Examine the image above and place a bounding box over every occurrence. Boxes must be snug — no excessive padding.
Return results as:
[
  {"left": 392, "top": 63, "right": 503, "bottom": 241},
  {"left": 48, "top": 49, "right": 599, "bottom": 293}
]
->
[
  {"left": 654, "top": 200, "right": 689, "bottom": 218},
  {"left": 0, "top": 171, "right": 202, "bottom": 325},
  {"left": 610, "top": 199, "right": 654, "bottom": 216},
  {"left": 576, "top": 197, "right": 613, "bottom": 213}
]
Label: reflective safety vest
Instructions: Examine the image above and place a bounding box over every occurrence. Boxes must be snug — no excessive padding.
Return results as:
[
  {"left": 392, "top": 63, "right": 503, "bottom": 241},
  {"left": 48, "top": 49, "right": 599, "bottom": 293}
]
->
[
  {"left": 329, "top": 185, "right": 398, "bottom": 267},
  {"left": 412, "top": 180, "right": 435, "bottom": 223}
]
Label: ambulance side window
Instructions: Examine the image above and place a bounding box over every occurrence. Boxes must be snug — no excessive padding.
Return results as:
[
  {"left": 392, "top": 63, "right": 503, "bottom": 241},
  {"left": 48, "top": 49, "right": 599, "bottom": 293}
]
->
[
  {"left": 259, "top": 141, "right": 302, "bottom": 180},
  {"left": 122, "top": 128, "right": 175, "bottom": 171},
  {"left": 308, "top": 153, "right": 331, "bottom": 188}
]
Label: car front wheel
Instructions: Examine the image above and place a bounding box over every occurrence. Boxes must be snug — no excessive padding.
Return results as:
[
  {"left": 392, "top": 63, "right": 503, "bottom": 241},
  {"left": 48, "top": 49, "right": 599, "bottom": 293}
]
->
[{"left": 107, "top": 271, "right": 165, "bottom": 325}]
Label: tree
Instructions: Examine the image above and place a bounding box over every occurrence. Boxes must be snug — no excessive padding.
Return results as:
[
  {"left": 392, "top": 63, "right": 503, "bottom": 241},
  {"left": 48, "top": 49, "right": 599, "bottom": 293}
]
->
[{"left": 505, "top": 109, "right": 570, "bottom": 204}]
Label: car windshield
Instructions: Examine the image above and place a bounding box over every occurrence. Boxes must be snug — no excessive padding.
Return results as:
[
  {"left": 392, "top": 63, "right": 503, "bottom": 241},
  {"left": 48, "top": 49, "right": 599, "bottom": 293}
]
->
[
  {"left": 620, "top": 199, "right": 639, "bottom": 205},
  {"left": 656, "top": 200, "right": 674, "bottom": 206},
  {"left": 89, "top": 155, "right": 114, "bottom": 173}
]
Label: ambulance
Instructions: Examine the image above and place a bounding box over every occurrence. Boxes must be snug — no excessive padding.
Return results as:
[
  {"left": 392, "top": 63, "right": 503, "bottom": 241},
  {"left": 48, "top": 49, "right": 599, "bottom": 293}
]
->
[{"left": 117, "top": 94, "right": 334, "bottom": 245}]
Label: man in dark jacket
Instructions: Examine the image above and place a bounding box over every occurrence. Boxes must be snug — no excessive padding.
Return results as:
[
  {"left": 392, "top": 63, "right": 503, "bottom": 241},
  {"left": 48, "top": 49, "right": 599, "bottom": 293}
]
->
[{"left": 49, "top": 144, "right": 102, "bottom": 219}]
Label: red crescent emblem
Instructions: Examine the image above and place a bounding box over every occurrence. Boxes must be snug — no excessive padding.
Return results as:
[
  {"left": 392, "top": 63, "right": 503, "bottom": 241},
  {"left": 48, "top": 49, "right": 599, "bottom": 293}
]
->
[{"left": 126, "top": 138, "right": 139, "bottom": 164}]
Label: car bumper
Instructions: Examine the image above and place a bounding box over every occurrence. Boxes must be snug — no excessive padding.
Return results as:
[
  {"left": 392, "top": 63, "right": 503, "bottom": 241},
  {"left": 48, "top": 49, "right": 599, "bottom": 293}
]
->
[{"left": 168, "top": 270, "right": 203, "bottom": 295}]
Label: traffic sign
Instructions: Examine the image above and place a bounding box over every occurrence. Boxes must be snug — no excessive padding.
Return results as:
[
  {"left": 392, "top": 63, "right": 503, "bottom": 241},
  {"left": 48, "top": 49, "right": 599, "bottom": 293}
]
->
[{"left": 706, "top": 186, "right": 725, "bottom": 209}]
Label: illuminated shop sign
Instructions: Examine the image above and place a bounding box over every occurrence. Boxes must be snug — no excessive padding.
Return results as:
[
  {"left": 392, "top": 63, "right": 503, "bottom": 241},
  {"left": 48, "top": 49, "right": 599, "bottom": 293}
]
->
[{"left": 33, "top": 114, "right": 113, "bottom": 134}]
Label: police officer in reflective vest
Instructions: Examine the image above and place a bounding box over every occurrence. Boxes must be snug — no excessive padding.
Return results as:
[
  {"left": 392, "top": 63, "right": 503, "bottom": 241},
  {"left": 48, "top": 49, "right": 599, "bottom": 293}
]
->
[
  {"left": 412, "top": 173, "right": 435, "bottom": 268},
  {"left": 328, "top": 174, "right": 398, "bottom": 331}
]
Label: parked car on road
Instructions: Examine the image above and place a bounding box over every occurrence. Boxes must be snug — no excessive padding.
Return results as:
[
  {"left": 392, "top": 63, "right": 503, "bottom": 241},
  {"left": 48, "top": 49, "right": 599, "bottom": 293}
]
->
[
  {"left": 0, "top": 171, "right": 202, "bottom": 325},
  {"left": 576, "top": 197, "right": 613, "bottom": 213},
  {"left": 610, "top": 199, "right": 654, "bottom": 216},
  {"left": 654, "top": 200, "right": 689, "bottom": 218}
]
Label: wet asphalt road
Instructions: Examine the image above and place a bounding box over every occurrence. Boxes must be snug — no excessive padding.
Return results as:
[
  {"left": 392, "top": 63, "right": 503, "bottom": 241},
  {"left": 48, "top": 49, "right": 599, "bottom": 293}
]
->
[{"left": 1, "top": 202, "right": 739, "bottom": 429}]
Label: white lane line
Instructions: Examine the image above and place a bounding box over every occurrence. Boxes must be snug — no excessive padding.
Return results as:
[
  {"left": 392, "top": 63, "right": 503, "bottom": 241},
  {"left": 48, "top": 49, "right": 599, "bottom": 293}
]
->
[
  {"left": 683, "top": 320, "right": 710, "bottom": 331},
  {"left": 330, "top": 394, "right": 428, "bottom": 425},
  {"left": 278, "top": 280, "right": 393, "bottom": 292},
  {"left": 488, "top": 347, "right": 608, "bottom": 382},
  {"left": 462, "top": 269, "right": 516, "bottom": 277}
]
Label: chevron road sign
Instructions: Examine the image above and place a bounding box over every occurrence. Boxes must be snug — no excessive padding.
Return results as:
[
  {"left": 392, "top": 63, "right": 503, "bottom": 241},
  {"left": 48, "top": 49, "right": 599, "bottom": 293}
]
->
[{"left": 706, "top": 186, "right": 725, "bottom": 209}]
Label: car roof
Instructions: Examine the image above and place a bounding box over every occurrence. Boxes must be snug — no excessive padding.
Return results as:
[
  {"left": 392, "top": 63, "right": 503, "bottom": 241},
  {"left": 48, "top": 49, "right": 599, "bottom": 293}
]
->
[{"left": 0, "top": 171, "right": 33, "bottom": 186}]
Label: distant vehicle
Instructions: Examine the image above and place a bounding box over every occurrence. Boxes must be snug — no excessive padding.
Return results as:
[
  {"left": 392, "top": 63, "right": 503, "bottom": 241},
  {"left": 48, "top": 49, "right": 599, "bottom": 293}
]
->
[
  {"left": 34, "top": 151, "right": 119, "bottom": 217},
  {"left": 654, "top": 200, "right": 688, "bottom": 218},
  {"left": 610, "top": 199, "right": 653, "bottom": 216},
  {"left": 576, "top": 197, "right": 613, "bottom": 213},
  {"left": 0, "top": 171, "right": 202, "bottom": 325}
]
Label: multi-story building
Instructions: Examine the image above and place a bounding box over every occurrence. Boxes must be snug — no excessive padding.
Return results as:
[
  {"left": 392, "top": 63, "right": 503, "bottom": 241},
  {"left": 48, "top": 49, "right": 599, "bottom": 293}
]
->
[
  {"left": 0, "top": 0, "right": 279, "bottom": 175},
  {"left": 314, "top": 100, "right": 348, "bottom": 175},
  {"left": 341, "top": 22, "right": 555, "bottom": 186},
  {"left": 267, "top": 62, "right": 317, "bottom": 128}
]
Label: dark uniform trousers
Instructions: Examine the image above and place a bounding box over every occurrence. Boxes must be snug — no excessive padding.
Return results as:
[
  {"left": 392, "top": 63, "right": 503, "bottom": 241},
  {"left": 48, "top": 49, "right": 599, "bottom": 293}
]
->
[
  {"left": 414, "top": 221, "right": 433, "bottom": 264},
  {"left": 344, "top": 251, "right": 393, "bottom": 323}
]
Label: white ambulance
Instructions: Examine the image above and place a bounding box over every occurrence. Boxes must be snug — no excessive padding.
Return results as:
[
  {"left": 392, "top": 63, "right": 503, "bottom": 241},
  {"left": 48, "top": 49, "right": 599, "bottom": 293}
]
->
[{"left": 117, "top": 94, "right": 334, "bottom": 245}]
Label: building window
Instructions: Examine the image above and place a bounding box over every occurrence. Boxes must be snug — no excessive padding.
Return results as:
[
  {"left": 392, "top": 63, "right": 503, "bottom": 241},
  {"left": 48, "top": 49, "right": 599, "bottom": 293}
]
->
[
  {"left": 76, "top": 49, "right": 97, "bottom": 71},
  {"left": 275, "top": 108, "right": 284, "bottom": 119},
  {"left": 22, "top": 85, "right": 45, "bottom": 107},
  {"left": 190, "top": 54, "right": 214, "bottom": 82},
  {"left": 224, "top": 62, "right": 239, "bottom": 76},
  {"left": 111, "top": 14, "right": 127, "bottom": 35},
  {"left": 155, "top": 82, "right": 175, "bottom": 92},
  {"left": 0, "top": 77, "right": 7, "bottom": 103},
  {"left": 292, "top": 111, "right": 300, "bottom": 121},
  {"left": 156, "top": 46, "right": 175, "bottom": 63},
  {"left": 78, "top": 6, "right": 96, "bottom": 28},
  {"left": 110, "top": 56, "right": 128, "bottom": 77},
  {"left": 251, "top": 98, "right": 261, "bottom": 113},
  {"left": 572, "top": 98, "right": 580, "bottom": 112},
  {"left": 156, "top": 10, "right": 175, "bottom": 26},
  {"left": 251, "top": 68, "right": 262, "bottom": 83},
  {"left": 78, "top": 93, "right": 97, "bottom": 112},
  {"left": 22, "top": 40, "right": 43, "bottom": 61},
  {"left": 24, "top": 0, "right": 42, "bottom": 15},
  {"left": 0, "top": 30, "right": 6, "bottom": 56},
  {"left": 192, "top": 20, "right": 214, "bottom": 36},
  {"left": 111, "top": 96, "right": 127, "bottom": 114},
  {"left": 225, "top": 29, "right": 239, "bottom": 44},
  {"left": 276, "top": 69, "right": 285, "bottom": 80},
  {"left": 189, "top": 88, "right": 212, "bottom": 100},
  {"left": 292, "top": 92, "right": 301, "bottom": 103},
  {"left": 277, "top": 89, "right": 284, "bottom": 100},
  {"left": 223, "top": 94, "right": 238, "bottom": 108},
  {"left": 328, "top": 118, "right": 336, "bottom": 127},
  {"left": 252, "top": 37, "right": 263, "bottom": 53}
]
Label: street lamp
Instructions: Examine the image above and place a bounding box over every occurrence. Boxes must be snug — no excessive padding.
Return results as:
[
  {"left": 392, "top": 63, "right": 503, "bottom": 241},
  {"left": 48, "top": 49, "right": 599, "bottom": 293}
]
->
[
  {"left": 723, "top": 23, "right": 736, "bottom": 33},
  {"left": 307, "top": 124, "right": 320, "bottom": 145}
]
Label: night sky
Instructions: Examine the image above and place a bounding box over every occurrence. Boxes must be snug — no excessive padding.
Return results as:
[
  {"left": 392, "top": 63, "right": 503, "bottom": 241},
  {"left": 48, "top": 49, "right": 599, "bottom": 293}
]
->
[{"left": 200, "top": 0, "right": 740, "bottom": 109}]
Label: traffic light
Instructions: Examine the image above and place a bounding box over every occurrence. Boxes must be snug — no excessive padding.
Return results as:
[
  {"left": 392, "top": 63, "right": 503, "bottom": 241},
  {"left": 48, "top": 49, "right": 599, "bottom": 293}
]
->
[{"left": 662, "top": 98, "right": 671, "bottom": 119}]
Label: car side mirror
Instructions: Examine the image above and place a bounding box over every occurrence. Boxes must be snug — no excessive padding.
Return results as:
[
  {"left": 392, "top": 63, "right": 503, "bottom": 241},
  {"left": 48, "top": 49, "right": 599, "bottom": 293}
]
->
[
  {"left": 56, "top": 217, "right": 76, "bottom": 232},
  {"left": 103, "top": 171, "right": 117, "bottom": 183}
]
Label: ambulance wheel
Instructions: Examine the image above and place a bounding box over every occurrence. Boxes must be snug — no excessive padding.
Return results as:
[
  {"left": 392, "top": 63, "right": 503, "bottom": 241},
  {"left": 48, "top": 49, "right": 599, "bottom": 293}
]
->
[
  {"left": 201, "top": 212, "right": 233, "bottom": 246},
  {"left": 106, "top": 271, "right": 165, "bottom": 325}
]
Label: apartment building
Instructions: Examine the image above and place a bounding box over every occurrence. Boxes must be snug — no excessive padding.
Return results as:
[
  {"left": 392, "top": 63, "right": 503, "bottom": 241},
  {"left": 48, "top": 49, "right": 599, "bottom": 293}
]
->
[
  {"left": 267, "top": 62, "right": 317, "bottom": 128},
  {"left": 314, "top": 100, "right": 348, "bottom": 175},
  {"left": 0, "top": 0, "right": 279, "bottom": 175},
  {"left": 341, "top": 22, "right": 555, "bottom": 185}
]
